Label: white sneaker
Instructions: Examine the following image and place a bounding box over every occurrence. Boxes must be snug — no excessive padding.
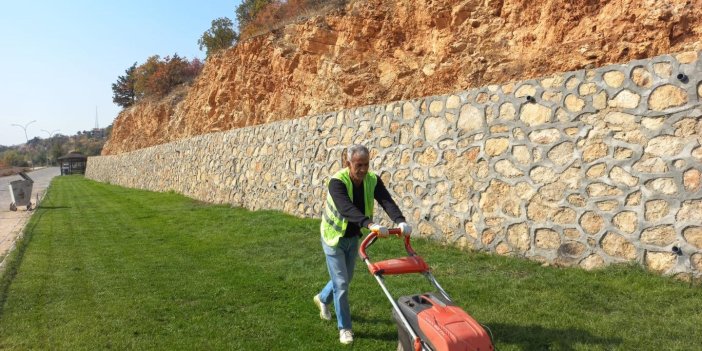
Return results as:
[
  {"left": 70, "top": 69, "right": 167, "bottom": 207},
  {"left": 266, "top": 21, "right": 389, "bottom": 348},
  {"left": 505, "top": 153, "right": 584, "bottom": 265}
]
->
[
  {"left": 339, "top": 329, "right": 354, "bottom": 344},
  {"left": 313, "top": 294, "right": 331, "bottom": 320}
]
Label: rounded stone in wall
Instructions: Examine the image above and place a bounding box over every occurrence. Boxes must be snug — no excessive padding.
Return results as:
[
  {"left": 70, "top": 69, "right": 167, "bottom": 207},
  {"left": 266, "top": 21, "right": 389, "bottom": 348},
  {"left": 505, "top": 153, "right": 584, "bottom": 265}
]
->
[
  {"left": 548, "top": 142, "right": 575, "bottom": 166},
  {"left": 673, "top": 118, "right": 698, "bottom": 137},
  {"left": 580, "top": 211, "right": 604, "bottom": 235},
  {"left": 645, "top": 251, "right": 677, "bottom": 274},
  {"left": 452, "top": 236, "right": 473, "bottom": 250},
  {"left": 645, "top": 135, "right": 687, "bottom": 157},
  {"left": 653, "top": 62, "right": 673, "bottom": 78},
  {"left": 675, "top": 51, "right": 698, "bottom": 64},
  {"left": 565, "top": 76, "right": 581, "bottom": 90},
  {"left": 495, "top": 242, "right": 511, "bottom": 255},
  {"left": 567, "top": 194, "right": 586, "bottom": 207},
  {"left": 586, "top": 163, "right": 606, "bottom": 178},
  {"left": 558, "top": 241, "right": 587, "bottom": 258},
  {"left": 423, "top": 117, "right": 448, "bottom": 142},
  {"left": 640, "top": 225, "right": 676, "bottom": 246},
  {"left": 482, "top": 228, "right": 498, "bottom": 246},
  {"left": 580, "top": 254, "right": 606, "bottom": 270},
  {"left": 447, "top": 95, "right": 461, "bottom": 109},
  {"left": 644, "top": 199, "right": 670, "bottom": 222},
  {"left": 535, "top": 228, "right": 560, "bottom": 249},
  {"left": 596, "top": 200, "right": 619, "bottom": 212},
  {"left": 429, "top": 100, "right": 444, "bottom": 115},
  {"left": 601, "top": 232, "right": 637, "bottom": 260},
  {"left": 603, "top": 70, "right": 625, "bottom": 88},
  {"left": 587, "top": 182, "right": 622, "bottom": 197},
  {"left": 564, "top": 228, "right": 581, "bottom": 239},
  {"left": 553, "top": 207, "right": 577, "bottom": 225},
  {"left": 499, "top": 102, "right": 516, "bottom": 120},
  {"left": 691, "top": 253, "right": 702, "bottom": 271},
  {"left": 519, "top": 103, "right": 552, "bottom": 126},
  {"left": 530, "top": 166, "right": 557, "bottom": 184},
  {"left": 645, "top": 178, "right": 678, "bottom": 195},
  {"left": 609, "top": 166, "right": 639, "bottom": 187},
  {"left": 515, "top": 84, "right": 536, "bottom": 98},
  {"left": 648, "top": 84, "right": 688, "bottom": 111},
  {"left": 631, "top": 66, "right": 653, "bottom": 88},
  {"left": 579, "top": 83, "right": 597, "bottom": 96},
  {"left": 512, "top": 145, "right": 531, "bottom": 164},
  {"left": 683, "top": 168, "right": 701, "bottom": 192},
  {"left": 485, "top": 137, "right": 510, "bottom": 156},
  {"left": 614, "top": 147, "right": 634, "bottom": 160},
  {"left": 633, "top": 156, "right": 669, "bottom": 173},
  {"left": 542, "top": 91, "right": 562, "bottom": 103},
  {"left": 436, "top": 213, "right": 461, "bottom": 237},
  {"left": 465, "top": 222, "right": 478, "bottom": 240},
  {"left": 613, "top": 211, "right": 638, "bottom": 234},
  {"left": 417, "top": 147, "right": 438, "bottom": 166},
  {"left": 683, "top": 226, "right": 702, "bottom": 249},
  {"left": 403, "top": 102, "right": 418, "bottom": 119},
  {"left": 565, "top": 94, "right": 585, "bottom": 112},
  {"left": 698, "top": 82, "right": 702, "bottom": 99},
  {"left": 608, "top": 89, "right": 641, "bottom": 109},
  {"left": 641, "top": 117, "right": 666, "bottom": 130},
  {"left": 458, "top": 104, "right": 485, "bottom": 133},
  {"left": 626, "top": 191, "right": 642, "bottom": 206},
  {"left": 495, "top": 160, "right": 524, "bottom": 178},
  {"left": 583, "top": 143, "right": 608, "bottom": 162},
  {"left": 529, "top": 128, "right": 561, "bottom": 144},
  {"left": 539, "top": 182, "right": 567, "bottom": 201},
  {"left": 506, "top": 222, "right": 530, "bottom": 254}
]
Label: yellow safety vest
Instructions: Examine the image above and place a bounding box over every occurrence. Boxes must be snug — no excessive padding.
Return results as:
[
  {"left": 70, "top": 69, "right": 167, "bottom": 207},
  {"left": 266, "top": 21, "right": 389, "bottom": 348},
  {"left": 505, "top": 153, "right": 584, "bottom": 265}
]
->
[{"left": 320, "top": 168, "right": 377, "bottom": 247}]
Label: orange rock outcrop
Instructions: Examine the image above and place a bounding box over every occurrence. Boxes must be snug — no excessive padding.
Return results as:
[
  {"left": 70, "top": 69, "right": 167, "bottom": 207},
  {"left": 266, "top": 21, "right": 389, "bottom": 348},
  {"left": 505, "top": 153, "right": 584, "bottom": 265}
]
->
[{"left": 104, "top": 0, "right": 702, "bottom": 155}]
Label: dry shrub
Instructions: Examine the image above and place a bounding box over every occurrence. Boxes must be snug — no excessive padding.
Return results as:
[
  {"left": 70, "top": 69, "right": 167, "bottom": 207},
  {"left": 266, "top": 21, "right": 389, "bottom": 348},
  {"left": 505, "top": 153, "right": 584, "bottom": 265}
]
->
[{"left": 241, "top": 0, "right": 347, "bottom": 40}]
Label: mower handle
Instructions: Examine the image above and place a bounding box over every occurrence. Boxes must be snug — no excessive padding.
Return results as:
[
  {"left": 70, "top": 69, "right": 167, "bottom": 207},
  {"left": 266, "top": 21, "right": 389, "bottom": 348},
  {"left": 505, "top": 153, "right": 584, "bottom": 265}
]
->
[{"left": 359, "top": 227, "right": 417, "bottom": 261}]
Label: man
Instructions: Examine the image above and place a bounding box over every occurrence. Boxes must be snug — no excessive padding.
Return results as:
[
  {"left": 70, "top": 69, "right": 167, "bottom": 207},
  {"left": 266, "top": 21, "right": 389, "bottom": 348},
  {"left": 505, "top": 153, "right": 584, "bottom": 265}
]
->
[{"left": 314, "top": 144, "right": 412, "bottom": 344}]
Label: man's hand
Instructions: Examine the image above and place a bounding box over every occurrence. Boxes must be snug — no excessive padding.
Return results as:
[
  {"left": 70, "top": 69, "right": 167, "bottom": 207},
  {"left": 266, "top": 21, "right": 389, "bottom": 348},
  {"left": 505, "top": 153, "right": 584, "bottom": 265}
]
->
[
  {"left": 369, "top": 223, "right": 389, "bottom": 237},
  {"left": 399, "top": 222, "right": 412, "bottom": 237}
]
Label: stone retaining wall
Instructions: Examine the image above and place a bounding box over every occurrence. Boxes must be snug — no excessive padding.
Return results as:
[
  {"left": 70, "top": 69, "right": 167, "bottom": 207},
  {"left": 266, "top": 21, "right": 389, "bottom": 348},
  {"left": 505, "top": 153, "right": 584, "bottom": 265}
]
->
[{"left": 87, "top": 51, "right": 702, "bottom": 277}]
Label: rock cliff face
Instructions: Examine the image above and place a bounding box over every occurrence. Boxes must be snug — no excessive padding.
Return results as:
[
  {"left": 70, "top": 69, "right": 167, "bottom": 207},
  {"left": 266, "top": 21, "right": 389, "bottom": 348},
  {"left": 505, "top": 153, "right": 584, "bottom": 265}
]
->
[{"left": 104, "top": 0, "right": 702, "bottom": 155}]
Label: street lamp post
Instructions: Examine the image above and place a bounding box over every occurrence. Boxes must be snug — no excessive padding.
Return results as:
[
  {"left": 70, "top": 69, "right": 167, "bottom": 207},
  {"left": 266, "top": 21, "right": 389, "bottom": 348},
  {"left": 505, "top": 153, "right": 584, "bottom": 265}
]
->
[
  {"left": 41, "top": 129, "right": 60, "bottom": 167},
  {"left": 11, "top": 120, "right": 37, "bottom": 144},
  {"left": 10, "top": 120, "right": 37, "bottom": 169},
  {"left": 41, "top": 129, "right": 60, "bottom": 139}
]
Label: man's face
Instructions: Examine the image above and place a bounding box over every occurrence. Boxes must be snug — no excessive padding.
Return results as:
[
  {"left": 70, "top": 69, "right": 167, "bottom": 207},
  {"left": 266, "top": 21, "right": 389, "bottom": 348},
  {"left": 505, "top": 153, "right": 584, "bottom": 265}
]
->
[{"left": 348, "top": 153, "right": 369, "bottom": 183}]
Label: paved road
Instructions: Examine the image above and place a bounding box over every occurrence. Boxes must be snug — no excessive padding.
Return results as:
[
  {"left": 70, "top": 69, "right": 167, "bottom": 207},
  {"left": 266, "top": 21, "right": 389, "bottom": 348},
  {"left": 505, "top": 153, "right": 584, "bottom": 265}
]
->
[{"left": 0, "top": 167, "right": 60, "bottom": 266}]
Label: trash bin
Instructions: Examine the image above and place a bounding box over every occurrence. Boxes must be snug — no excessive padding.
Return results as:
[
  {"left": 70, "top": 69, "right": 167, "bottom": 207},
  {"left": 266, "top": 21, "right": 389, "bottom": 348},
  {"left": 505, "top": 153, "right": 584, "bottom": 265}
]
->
[{"left": 9, "top": 172, "right": 33, "bottom": 211}]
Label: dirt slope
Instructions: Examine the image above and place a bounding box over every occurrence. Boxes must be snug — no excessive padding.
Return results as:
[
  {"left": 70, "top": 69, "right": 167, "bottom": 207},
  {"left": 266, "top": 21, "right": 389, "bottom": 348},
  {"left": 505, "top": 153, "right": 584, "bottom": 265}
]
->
[{"left": 104, "top": 0, "right": 702, "bottom": 154}]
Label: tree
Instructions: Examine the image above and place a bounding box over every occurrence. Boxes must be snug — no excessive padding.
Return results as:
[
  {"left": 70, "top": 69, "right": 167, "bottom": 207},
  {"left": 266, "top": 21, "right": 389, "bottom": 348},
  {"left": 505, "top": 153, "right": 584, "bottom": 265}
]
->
[
  {"left": 112, "top": 63, "right": 137, "bottom": 108},
  {"left": 235, "top": 0, "right": 273, "bottom": 33},
  {"left": 198, "top": 17, "right": 238, "bottom": 58}
]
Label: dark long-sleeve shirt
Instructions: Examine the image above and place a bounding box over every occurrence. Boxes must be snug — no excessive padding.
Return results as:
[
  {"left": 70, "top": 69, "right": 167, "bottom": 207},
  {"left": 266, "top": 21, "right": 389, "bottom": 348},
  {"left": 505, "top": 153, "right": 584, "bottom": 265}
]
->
[{"left": 328, "top": 177, "right": 406, "bottom": 237}]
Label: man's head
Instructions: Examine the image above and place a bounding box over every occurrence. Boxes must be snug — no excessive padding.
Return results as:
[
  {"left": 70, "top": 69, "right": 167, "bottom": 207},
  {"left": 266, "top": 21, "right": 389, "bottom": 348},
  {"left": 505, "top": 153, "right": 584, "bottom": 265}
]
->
[{"left": 346, "top": 144, "right": 369, "bottom": 185}]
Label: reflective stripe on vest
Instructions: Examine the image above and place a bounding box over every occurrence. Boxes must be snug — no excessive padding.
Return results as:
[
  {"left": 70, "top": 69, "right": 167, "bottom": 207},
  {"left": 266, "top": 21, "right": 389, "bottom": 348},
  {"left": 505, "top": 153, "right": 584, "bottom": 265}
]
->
[{"left": 320, "top": 168, "right": 377, "bottom": 247}]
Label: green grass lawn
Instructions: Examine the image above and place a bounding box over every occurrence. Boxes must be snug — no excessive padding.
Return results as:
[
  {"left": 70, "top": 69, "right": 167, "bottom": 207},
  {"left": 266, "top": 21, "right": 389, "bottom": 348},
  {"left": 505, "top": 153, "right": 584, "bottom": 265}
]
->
[{"left": 0, "top": 176, "right": 700, "bottom": 350}]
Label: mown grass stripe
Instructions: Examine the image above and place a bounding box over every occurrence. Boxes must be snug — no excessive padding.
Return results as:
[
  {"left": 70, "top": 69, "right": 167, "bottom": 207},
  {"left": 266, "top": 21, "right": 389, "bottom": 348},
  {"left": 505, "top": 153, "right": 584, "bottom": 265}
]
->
[{"left": 0, "top": 176, "right": 700, "bottom": 350}]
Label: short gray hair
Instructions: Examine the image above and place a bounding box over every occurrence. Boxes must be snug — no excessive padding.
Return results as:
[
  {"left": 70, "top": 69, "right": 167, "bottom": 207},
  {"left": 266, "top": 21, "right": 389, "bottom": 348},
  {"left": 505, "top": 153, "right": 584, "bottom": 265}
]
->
[{"left": 347, "top": 144, "right": 369, "bottom": 161}]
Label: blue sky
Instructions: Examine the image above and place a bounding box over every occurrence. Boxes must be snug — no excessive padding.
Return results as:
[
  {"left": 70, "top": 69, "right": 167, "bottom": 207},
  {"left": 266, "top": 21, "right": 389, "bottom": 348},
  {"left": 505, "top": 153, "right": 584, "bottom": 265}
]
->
[{"left": 0, "top": 0, "right": 241, "bottom": 146}]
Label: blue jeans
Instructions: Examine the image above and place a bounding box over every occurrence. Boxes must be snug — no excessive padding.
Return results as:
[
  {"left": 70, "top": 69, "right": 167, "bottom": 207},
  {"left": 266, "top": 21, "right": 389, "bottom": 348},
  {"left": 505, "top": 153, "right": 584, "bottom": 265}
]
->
[{"left": 319, "top": 236, "right": 359, "bottom": 330}]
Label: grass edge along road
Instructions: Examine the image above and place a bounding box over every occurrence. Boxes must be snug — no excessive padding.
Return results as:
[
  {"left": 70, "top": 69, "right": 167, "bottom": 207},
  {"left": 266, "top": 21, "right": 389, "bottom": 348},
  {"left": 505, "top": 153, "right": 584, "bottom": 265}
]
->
[{"left": 0, "top": 176, "right": 700, "bottom": 350}]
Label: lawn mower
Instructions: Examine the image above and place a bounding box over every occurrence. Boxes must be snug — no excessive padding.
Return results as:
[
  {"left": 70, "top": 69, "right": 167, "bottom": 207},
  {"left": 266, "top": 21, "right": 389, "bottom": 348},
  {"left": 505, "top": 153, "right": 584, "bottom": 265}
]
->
[{"left": 360, "top": 228, "right": 494, "bottom": 351}]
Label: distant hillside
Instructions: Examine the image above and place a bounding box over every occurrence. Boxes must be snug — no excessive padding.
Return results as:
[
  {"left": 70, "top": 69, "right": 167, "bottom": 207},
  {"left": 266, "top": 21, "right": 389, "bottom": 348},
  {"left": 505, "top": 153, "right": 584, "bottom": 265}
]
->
[
  {"left": 104, "top": 0, "right": 702, "bottom": 155},
  {"left": 0, "top": 126, "right": 110, "bottom": 170}
]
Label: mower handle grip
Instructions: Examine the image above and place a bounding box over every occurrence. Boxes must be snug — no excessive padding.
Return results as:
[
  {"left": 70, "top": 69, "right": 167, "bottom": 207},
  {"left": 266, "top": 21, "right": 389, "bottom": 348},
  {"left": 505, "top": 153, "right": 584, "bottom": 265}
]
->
[{"left": 359, "top": 228, "right": 417, "bottom": 261}]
